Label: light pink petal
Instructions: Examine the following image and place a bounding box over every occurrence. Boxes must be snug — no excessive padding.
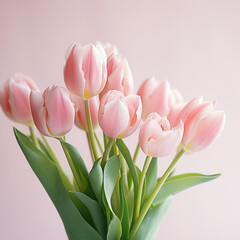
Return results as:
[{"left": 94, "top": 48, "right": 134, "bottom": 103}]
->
[
  {"left": 99, "top": 98, "right": 129, "bottom": 138},
  {"left": 44, "top": 87, "right": 74, "bottom": 136},
  {"left": 139, "top": 117, "right": 164, "bottom": 155},
  {"left": 189, "top": 111, "right": 226, "bottom": 151},
  {"left": 121, "top": 95, "right": 142, "bottom": 137},
  {"left": 147, "top": 123, "right": 183, "bottom": 157},
  {"left": 168, "top": 102, "right": 186, "bottom": 127},
  {"left": 64, "top": 44, "right": 85, "bottom": 98},
  {"left": 174, "top": 96, "right": 203, "bottom": 127},
  {"left": 182, "top": 102, "right": 215, "bottom": 146},
  {"left": 30, "top": 91, "right": 50, "bottom": 136},
  {"left": 9, "top": 80, "right": 33, "bottom": 124},
  {"left": 148, "top": 80, "right": 170, "bottom": 117},
  {"left": 82, "top": 44, "right": 104, "bottom": 98}
]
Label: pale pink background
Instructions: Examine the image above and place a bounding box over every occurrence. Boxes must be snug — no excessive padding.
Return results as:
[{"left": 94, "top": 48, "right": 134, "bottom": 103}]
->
[{"left": 0, "top": 0, "right": 239, "bottom": 239}]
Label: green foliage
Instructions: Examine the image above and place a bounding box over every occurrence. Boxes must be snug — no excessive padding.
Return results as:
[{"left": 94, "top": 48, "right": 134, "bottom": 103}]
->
[
  {"left": 14, "top": 128, "right": 103, "bottom": 240},
  {"left": 153, "top": 173, "right": 221, "bottom": 205}
]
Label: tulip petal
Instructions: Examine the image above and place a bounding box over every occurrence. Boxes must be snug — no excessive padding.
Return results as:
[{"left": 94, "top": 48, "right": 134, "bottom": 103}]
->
[
  {"left": 99, "top": 99, "right": 129, "bottom": 138},
  {"left": 182, "top": 102, "right": 215, "bottom": 146},
  {"left": 30, "top": 91, "right": 50, "bottom": 136},
  {"left": 147, "top": 123, "right": 183, "bottom": 157},
  {"left": 188, "top": 111, "right": 226, "bottom": 151},
  {"left": 64, "top": 44, "right": 85, "bottom": 98},
  {"left": 9, "top": 80, "right": 32, "bottom": 124},
  {"left": 44, "top": 87, "right": 74, "bottom": 136}
]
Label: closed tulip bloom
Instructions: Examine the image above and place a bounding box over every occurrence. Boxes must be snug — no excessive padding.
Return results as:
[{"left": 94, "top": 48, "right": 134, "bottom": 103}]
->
[
  {"left": 0, "top": 73, "right": 39, "bottom": 125},
  {"left": 139, "top": 113, "right": 184, "bottom": 157},
  {"left": 30, "top": 86, "right": 75, "bottom": 137},
  {"left": 137, "top": 77, "right": 183, "bottom": 120},
  {"left": 179, "top": 98, "right": 226, "bottom": 151},
  {"left": 99, "top": 90, "right": 142, "bottom": 138},
  {"left": 99, "top": 53, "right": 134, "bottom": 99},
  {"left": 71, "top": 95, "right": 99, "bottom": 131},
  {"left": 100, "top": 42, "right": 118, "bottom": 58},
  {"left": 64, "top": 42, "right": 107, "bottom": 99}
]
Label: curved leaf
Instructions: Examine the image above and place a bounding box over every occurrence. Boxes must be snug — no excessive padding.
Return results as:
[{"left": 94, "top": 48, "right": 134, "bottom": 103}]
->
[
  {"left": 153, "top": 173, "right": 221, "bottom": 205},
  {"left": 134, "top": 197, "right": 172, "bottom": 240},
  {"left": 107, "top": 215, "right": 122, "bottom": 240},
  {"left": 89, "top": 160, "right": 104, "bottom": 206},
  {"left": 14, "top": 128, "right": 103, "bottom": 240},
  {"left": 70, "top": 192, "right": 107, "bottom": 239}
]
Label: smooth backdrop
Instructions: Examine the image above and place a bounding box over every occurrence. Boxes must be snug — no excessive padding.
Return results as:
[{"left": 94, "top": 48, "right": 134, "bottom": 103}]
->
[{"left": 0, "top": 0, "right": 239, "bottom": 239}]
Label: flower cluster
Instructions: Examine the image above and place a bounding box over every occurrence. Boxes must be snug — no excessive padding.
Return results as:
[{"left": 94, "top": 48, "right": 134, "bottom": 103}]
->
[{"left": 0, "top": 42, "right": 226, "bottom": 240}]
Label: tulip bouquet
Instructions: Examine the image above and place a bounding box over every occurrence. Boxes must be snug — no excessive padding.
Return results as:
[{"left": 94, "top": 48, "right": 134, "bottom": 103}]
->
[{"left": 0, "top": 42, "right": 226, "bottom": 240}]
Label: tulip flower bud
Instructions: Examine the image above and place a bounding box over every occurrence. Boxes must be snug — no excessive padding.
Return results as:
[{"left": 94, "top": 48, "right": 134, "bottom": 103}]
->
[
  {"left": 0, "top": 73, "right": 39, "bottom": 125},
  {"left": 137, "top": 77, "right": 183, "bottom": 120},
  {"left": 100, "top": 42, "right": 118, "bottom": 58},
  {"left": 99, "top": 90, "right": 142, "bottom": 138},
  {"left": 139, "top": 113, "right": 183, "bottom": 157},
  {"left": 64, "top": 42, "right": 107, "bottom": 99},
  {"left": 71, "top": 95, "right": 99, "bottom": 131},
  {"left": 30, "top": 86, "right": 75, "bottom": 137},
  {"left": 177, "top": 97, "right": 226, "bottom": 151},
  {"left": 99, "top": 53, "right": 134, "bottom": 99}
]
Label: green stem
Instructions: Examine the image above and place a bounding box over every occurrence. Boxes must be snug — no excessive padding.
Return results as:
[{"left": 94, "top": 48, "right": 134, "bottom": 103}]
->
[
  {"left": 113, "top": 140, "right": 118, "bottom": 155},
  {"left": 103, "top": 133, "right": 108, "bottom": 149},
  {"left": 133, "top": 143, "right": 140, "bottom": 163},
  {"left": 60, "top": 140, "right": 82, "bottom": 192},
  {"left": 129, "top": 149, "right": 185, "bottom": 240},
  {"left": 94, "top": 132, "right": 104, "bottom": 154},
  {"left": 134, "top": 155, "right": 151, "bottom": 222},
  {"left": 84, "top": 99, "right": 98, "bottom": 161},
  {"left": 41, "top": 135, "right": 74, "bottom": 191},
  {"left": 86, "top": 132, "right": 95, "bottom": 163},
  {"left": 101, "top": 138, "right": 115, "bottom": 167},
  {"left": 29, "top": 126, "right": 39, "bottom": 148}
]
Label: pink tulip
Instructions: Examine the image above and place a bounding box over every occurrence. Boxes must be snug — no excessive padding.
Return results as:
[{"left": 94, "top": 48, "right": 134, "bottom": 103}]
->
[
  {"left": 139, "top": 112, "right": 184, "bottom": 157},
  {"left": 71, "top": 95, "right": 99, "bottom": 131},
  {"left": 99, "top": 53, "right": 134, "bottom": 99},
  {"left": 100, "top": 42, "right": 118, "bottom": 58},
  {"left": 0, "top": 73, "right": 39, "bottom": 125},
  {"left": 99, "top": 90, "right": 142, "bottom": 138},
  {"left": 137, "top": 77, "right": 183, "bottom": 120},
  {"left": 178, "top": 98, "right": 226, "bottom": 151},
  {"left": 30, "top": 86, "right": 75, "bottom": 137},
  {"left": 64, "top": 42, "right": 107, "bottom": 99}
]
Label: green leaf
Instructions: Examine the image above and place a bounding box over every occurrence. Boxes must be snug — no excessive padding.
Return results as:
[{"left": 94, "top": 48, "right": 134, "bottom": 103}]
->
[
  {"left": 142, "top": 157, "right": 157, "bottom": 204},
  {"left": 134, "top": 197, "right": 172, "bottom": 240},
  {"left": 60, "top": 141, "right": 89, "bottom": 187},
  {"left": 89, "top": 160, "right": 104, "bottom": 206},
  {"left": 37, "top": 139, "right": 54, "bottom": 161},
  {"left": 153, "top": 173, "right": 221, "bottom": 205},
  {"left": 107, "top": 215, "right": 122, "bottom": 240},
  {"left": 14, "top": 128, "right": 103, "bottom": 240},
  {"left": 116, "top": 139, "right": 139, "bottom": 187},
  {"left": 104, "top": 155, "right": 122, "bottom": 240},
  {"left": 103, "top": 155, "right": 120, "bottom": 212},
  {"left": 119, "top": 177, "right": 129, "bottom": 240},
  {"left": 70, "top": 192, "right": 107, "bottom": 239}
]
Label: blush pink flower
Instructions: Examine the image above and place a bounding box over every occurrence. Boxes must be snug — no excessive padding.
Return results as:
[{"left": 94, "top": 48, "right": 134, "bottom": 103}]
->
[
  {"left": 98, "top": 90, "right": 142, "bottom": 138},
  {"left": 177, "top": 97, "right": 226, "bottom": 151},
  {"left": 99, "top": 53, "right": 134, "bottom": 99},
  {"left": 137, "top": 77, "right": 183, "bottom": 120},
  {"left": 64, "top": 42, "right": 107, "bottom": 99},
  {"left": 0, "top": 73, "right": 39, "bottom": 125},
  {"left": 30, "top": 86, "right": 75, "bottom": 137},
  {"left": 71, "top": 95, "right": 99, "bottom": 131},
  {"left": 139, "top": 113, "right": 184, "bottom": 157},
  {"left": 100, "top": 42, "right": 118, "bottom": 58}
]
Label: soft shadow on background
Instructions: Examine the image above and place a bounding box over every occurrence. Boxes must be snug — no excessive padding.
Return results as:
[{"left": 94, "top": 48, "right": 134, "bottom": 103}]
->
[{"left": 0, "top": 0, "right": 239, "bottom": 239}]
